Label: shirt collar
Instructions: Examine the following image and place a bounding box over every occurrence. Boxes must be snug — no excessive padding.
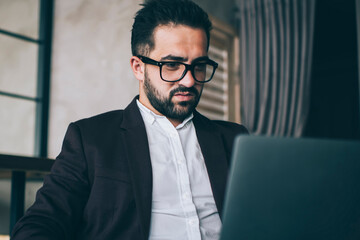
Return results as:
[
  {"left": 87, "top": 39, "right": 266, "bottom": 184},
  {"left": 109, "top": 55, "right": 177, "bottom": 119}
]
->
[{"left": 136, "top": 100, "right": 193, "bottom": 130}]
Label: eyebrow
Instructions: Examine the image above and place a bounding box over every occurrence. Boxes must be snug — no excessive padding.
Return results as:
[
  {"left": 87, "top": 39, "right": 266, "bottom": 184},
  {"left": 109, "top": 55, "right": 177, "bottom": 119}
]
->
[
  {"left": 192, "top": 56, "right": 210, "bottom": 63},
  {"left": 160, "top": 55, "right": 209, "bottom": 63},
  {"left": 160, "top": 55, "right": 187, "bottom": 61}
]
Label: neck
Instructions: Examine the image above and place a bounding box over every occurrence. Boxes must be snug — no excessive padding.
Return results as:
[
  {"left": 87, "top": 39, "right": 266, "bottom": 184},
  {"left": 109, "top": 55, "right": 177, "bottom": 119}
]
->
[{"left": 168, "top": 118, "right": 182, "bottom": 127}]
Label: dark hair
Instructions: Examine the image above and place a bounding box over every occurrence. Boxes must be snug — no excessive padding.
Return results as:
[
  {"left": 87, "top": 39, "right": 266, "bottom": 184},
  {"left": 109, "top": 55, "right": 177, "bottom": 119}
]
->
[{"left": 131, "top": 0, "right": 212, "bottom": 56}]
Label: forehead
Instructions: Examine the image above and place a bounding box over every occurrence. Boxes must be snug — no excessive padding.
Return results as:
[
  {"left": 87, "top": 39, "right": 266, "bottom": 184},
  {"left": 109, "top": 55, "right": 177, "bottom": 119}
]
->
[{"left": 150, "top": 24, "right": 208, "bottom": 59}]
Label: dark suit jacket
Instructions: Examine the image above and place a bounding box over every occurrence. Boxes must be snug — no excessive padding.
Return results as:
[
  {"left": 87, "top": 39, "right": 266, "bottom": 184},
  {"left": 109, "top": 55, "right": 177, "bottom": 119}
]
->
[{"left": 11, "top": 97, "right": 248, "bottom": 240}]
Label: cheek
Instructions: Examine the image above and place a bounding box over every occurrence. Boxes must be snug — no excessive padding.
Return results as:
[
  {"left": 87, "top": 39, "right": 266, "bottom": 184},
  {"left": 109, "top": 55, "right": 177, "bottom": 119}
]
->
[
  {"left": 145, "top": 67, "right": 158, "bottom": 81},
  {"left": 155, "top": 81, "right": 175, "bottom": 97},
  {"left": 195, "top": 84, "right": 204, "bottom": 94},
  {"left": 163, "top": 82, "right": 177, "bottom": 91}
]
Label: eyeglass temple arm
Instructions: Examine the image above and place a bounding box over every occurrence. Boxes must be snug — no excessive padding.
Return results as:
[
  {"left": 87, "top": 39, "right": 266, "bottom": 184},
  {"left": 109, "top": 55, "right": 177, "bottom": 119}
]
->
[{"left": 137, "top": 55, "right": 161, "bottom": 66}]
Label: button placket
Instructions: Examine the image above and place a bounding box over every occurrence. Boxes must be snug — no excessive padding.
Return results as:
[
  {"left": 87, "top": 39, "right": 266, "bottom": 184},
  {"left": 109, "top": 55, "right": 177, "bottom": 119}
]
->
[{"left": 169, "top": 129, "right": 196, "bottom": 214}]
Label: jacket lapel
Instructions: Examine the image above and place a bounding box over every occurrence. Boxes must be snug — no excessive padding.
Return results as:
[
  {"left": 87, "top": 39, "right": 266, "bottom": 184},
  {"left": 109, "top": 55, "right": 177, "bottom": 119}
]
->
[
  {"left": 193, "top": 111, "right": 229, "bottom": 218},
  {"left": 120, "top": 97, "right": 152, "bottom": 240}
]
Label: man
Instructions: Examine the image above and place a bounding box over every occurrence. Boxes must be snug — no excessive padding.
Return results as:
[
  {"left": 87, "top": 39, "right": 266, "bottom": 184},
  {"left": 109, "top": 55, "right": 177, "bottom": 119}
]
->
[{"left": 11, "top": 0, "right": 248, "bottom": 239}]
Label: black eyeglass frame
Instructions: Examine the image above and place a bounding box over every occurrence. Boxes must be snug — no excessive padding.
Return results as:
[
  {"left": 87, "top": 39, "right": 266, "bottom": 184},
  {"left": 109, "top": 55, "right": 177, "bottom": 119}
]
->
[{"left": 137, "top": 55, "right": 218, "bottom": 83}]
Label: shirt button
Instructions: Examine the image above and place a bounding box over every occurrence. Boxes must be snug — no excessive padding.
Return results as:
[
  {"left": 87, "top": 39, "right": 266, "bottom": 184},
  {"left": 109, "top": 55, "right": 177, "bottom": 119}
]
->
[
  {"left": 188, "top": 219, "right": 197, "bottom": 225},
  {"left": 183, "top": 192, "right": 191, "bottom": 200},
  {"left": 177, "top": 158, "right": 185, "bottom": 164}
]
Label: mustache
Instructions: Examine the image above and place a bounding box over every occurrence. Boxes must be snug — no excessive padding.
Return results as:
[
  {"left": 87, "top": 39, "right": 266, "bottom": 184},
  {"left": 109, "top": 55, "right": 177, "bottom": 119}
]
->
[{"left": 169, "top": 86, "right": 199, "bottom": 98}]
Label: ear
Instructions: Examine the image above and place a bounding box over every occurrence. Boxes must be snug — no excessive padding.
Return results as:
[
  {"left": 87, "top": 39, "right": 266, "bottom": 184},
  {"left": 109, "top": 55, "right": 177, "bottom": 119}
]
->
[{"left": 130, "top": 56, "right": 145, "bottom": 81}]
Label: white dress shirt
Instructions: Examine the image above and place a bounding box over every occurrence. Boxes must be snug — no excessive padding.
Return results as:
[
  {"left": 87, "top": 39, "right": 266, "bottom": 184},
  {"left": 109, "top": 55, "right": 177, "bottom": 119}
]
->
[{"left": 136, "top": 100, "right": 222, "bottom": 240}]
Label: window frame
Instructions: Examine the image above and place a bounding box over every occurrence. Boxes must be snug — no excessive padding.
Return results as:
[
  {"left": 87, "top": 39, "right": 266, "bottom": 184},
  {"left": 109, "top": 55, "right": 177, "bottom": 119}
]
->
[
  {"left": 0, "top": 0, "right": 54, "bottom": 158},
  {"left": 0, "top": 0, "right": 54, "bottom": 234}
]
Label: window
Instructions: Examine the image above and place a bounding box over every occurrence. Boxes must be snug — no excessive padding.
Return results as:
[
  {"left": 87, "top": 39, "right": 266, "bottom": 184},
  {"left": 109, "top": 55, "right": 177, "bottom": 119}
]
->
[
  {"left": 0, "top": 0, "right": 54, "bottom": 235},
  {"left": 0, "top": 0, "right": 53, "bottom": 158},
  {"left": 197, "top": 17, "right": 242, "bottom": 123}
]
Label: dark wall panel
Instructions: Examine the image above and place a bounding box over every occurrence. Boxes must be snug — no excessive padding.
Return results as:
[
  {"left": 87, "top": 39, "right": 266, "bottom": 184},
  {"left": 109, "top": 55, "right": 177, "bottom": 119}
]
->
[{"left": 304, "top": 0, "right": 360, "bottom": 139}]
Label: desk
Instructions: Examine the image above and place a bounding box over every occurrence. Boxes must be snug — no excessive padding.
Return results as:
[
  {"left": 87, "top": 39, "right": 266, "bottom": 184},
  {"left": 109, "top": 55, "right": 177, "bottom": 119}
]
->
[{"left": 0, "top": 154, "right": 54, "bottom": 234}]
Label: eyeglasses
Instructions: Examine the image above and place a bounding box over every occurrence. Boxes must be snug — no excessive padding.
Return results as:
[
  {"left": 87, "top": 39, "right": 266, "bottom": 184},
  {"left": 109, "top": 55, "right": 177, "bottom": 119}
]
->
[{"left": 137, "top": 55, "right": 218, "bottom": 83}]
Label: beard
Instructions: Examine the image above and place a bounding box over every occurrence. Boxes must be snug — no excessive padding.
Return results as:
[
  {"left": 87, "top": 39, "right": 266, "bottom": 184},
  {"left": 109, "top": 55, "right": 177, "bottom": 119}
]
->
[{"left": 143, "top": 70, "right": 202, "bottom": 121}]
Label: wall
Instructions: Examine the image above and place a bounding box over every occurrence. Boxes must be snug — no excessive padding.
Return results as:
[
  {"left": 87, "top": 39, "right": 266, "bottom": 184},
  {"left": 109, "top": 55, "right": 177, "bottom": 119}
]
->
[
  {"left": 194, "top": 0, "right": 237, "bottom": 27},
  {"left": 48, "top": 0, "right": 142, "bottom": 157},
  {"left": 304, "top": 0, "right": 360, "bottom": 139}
]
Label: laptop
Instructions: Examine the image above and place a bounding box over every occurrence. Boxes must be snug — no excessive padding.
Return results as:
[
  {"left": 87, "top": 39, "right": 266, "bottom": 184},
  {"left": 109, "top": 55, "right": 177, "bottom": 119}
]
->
[{"left": 220, "top": 136, "right": 360, "bottom": 240}]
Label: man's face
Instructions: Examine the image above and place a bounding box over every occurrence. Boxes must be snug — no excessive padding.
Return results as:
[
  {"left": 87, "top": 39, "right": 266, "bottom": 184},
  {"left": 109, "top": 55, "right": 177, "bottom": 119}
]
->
[
  {"left": 143, "top": 69, "right": 202, "bottom": 121},
  {"left": 138, "top": 24, "right": 208, "bottom": 125}
]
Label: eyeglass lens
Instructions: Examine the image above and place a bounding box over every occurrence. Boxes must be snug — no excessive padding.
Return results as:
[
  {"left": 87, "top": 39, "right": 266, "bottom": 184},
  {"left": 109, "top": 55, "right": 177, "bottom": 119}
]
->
[{"left": 161, "top": 62, "right": 215, "bottom": 82}]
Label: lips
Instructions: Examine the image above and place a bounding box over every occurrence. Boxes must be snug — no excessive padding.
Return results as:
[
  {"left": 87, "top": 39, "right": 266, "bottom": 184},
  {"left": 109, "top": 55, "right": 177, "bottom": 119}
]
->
[
  {"left": 174, "top": 92, "right": 194, "bottom": 96},
  {"left": 170, "top": 86, "right": 199, "bottom": 102},
  {"left": 173, "top": 92, "right": 195, "bottom": 101}
]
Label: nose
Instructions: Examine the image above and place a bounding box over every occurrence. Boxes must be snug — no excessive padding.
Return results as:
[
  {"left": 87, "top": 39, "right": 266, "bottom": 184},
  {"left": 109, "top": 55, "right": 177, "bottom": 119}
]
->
[{"left": 178, "top": 69, "right": 196, "bottom": 87}]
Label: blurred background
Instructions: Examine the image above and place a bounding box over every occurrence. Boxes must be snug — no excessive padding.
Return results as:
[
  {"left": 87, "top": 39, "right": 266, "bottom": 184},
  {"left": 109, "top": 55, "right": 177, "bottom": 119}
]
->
[{"left": 0, "top": 0, "right": 359, "bottom": 237}]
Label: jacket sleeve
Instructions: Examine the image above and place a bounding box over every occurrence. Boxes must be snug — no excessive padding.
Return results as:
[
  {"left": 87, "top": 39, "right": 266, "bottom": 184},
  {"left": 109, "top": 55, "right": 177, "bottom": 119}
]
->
[{"left": 11, "top": 123, "right": 90, "bottom": 240}]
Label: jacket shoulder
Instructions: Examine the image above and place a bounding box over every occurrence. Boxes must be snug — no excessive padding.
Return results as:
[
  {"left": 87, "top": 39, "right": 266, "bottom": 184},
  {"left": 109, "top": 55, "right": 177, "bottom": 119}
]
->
[
  {"left": 73, "top": 110, "right": 125, "bottom": 129},
  {"left": 211, "top": 120, "right": 249, "bottom": 135},
  {"left": 194, "top": 111, "right": 249, "bottom": 136}
]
